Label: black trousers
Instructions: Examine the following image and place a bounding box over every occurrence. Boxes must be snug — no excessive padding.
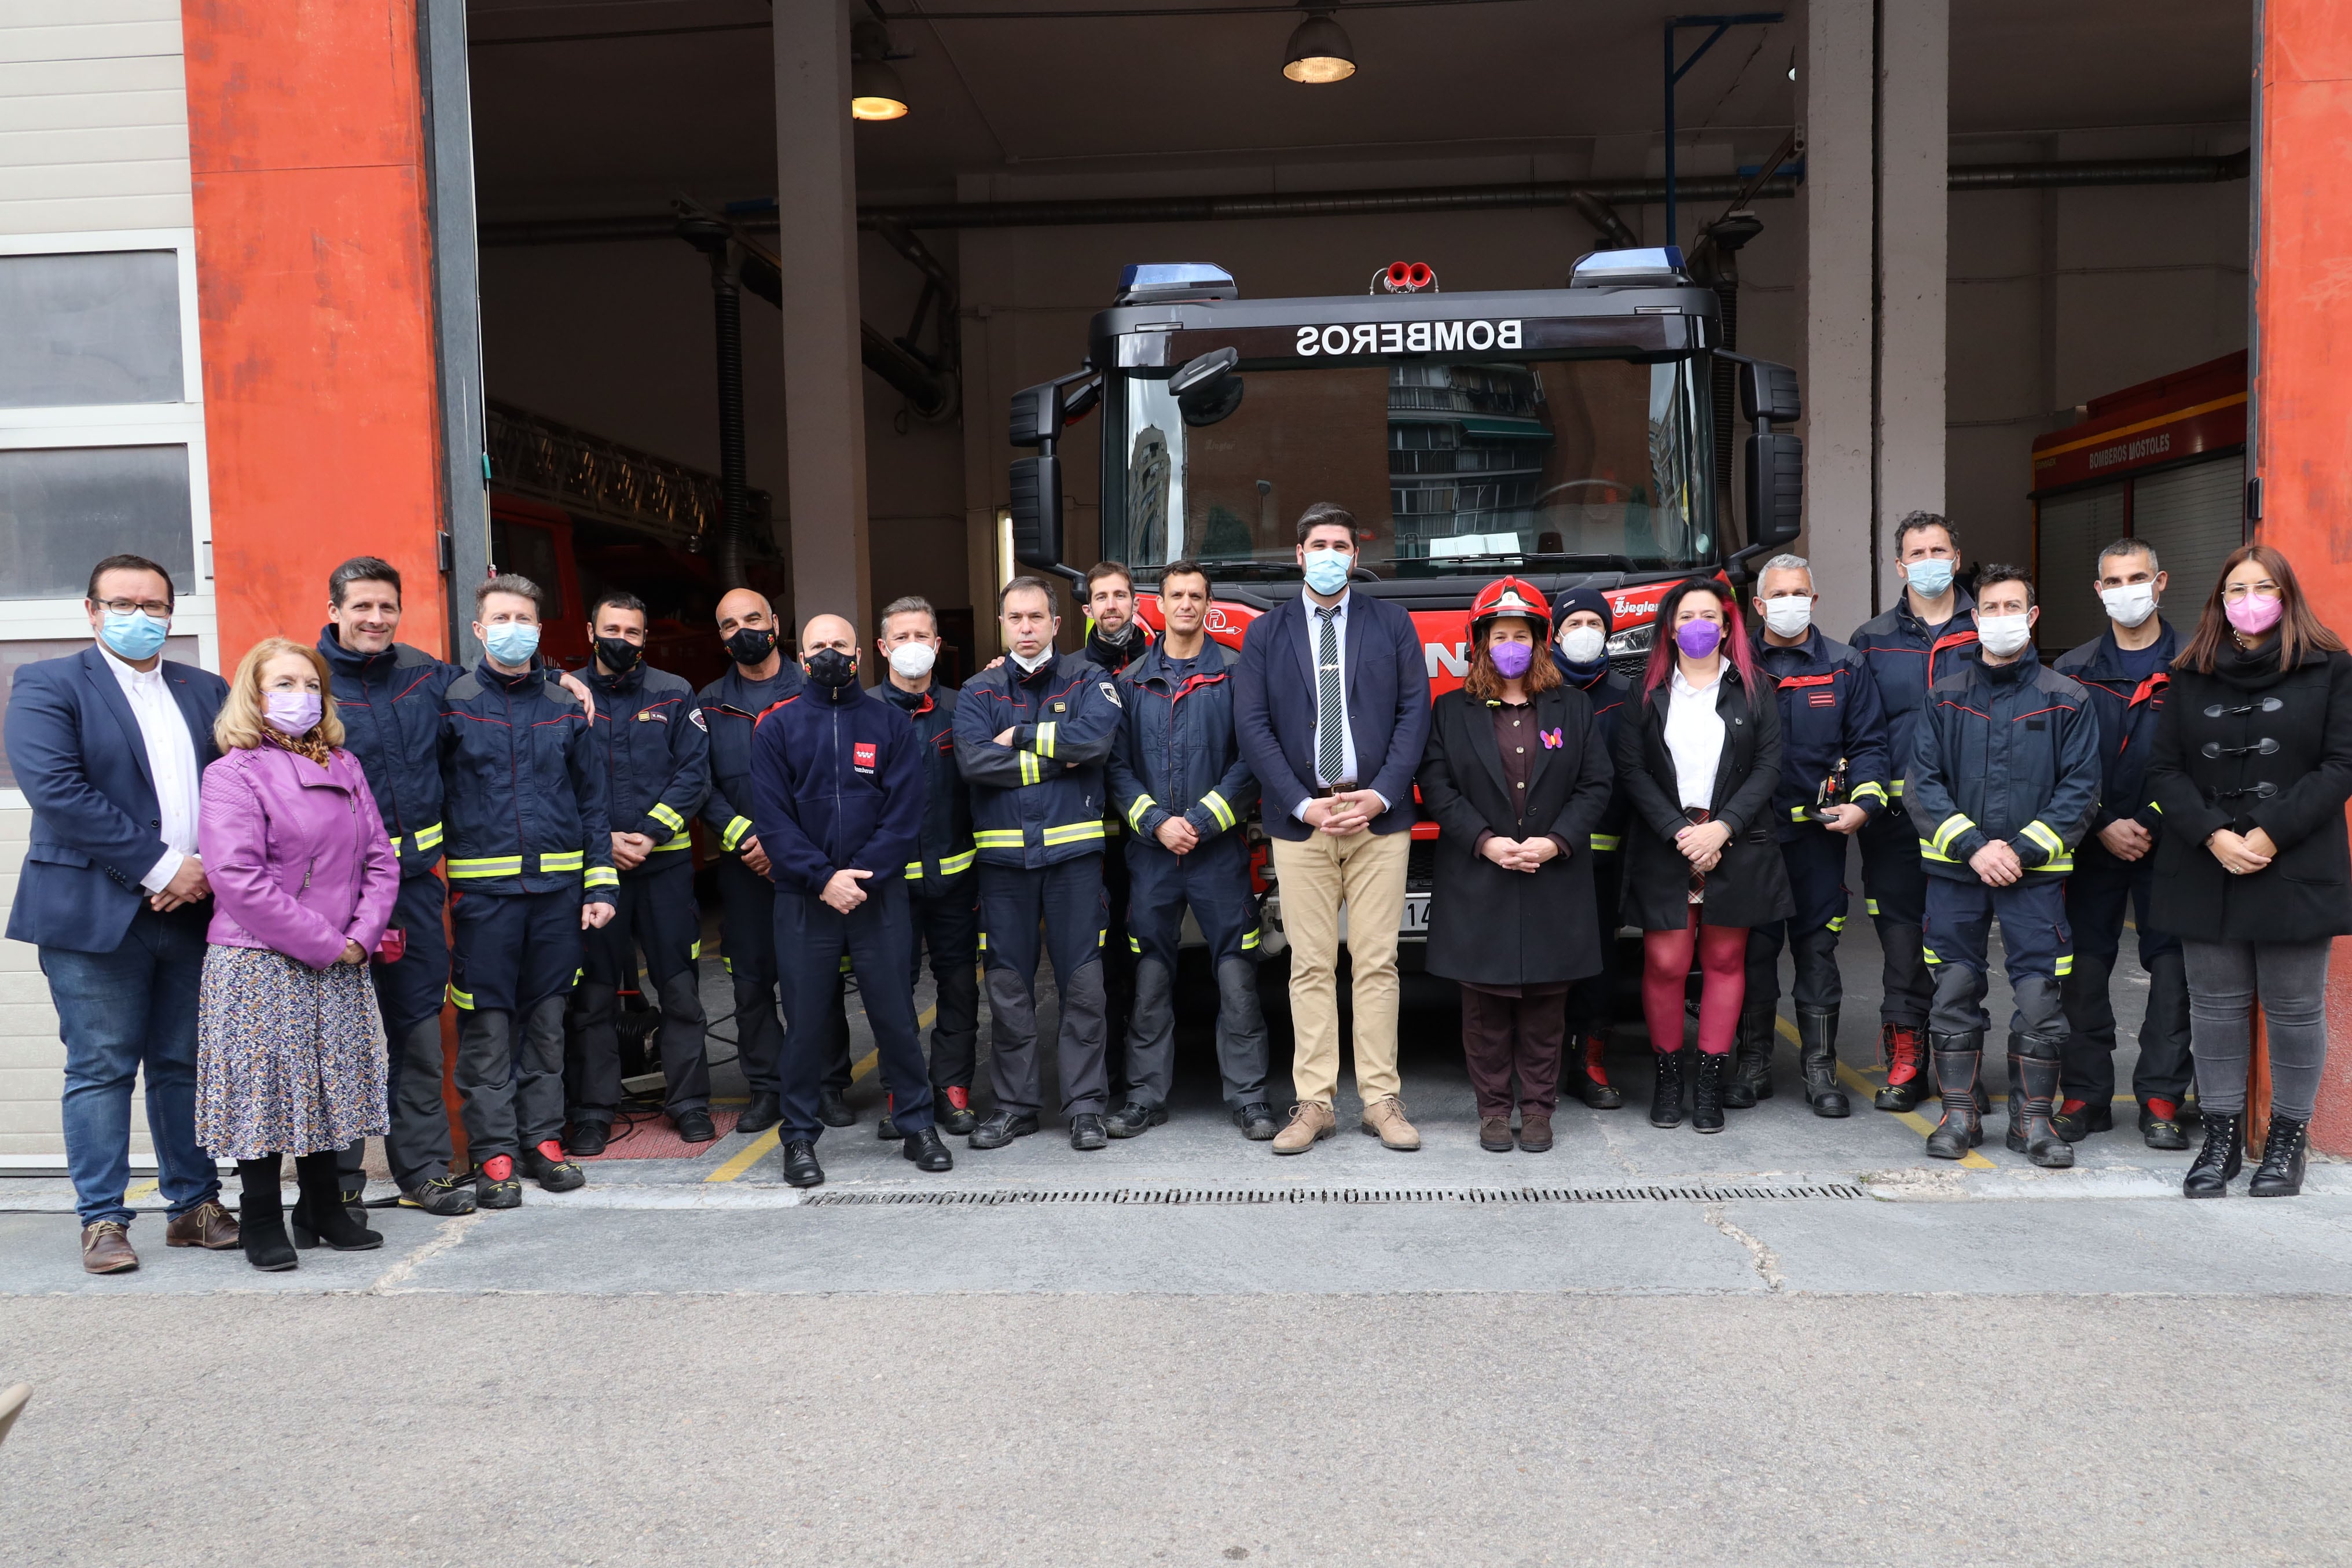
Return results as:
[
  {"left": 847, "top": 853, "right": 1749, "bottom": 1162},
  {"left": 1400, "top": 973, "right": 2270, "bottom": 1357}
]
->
[
  {"left": 341, "top": 871, "right": 453, "bottom": 1190},
  {"left": 567, "top": 857, "right": 712, "bottom": 1126},
  {"left": 1101, "top": 824, "right": 1136, "bottom": 1093},
  {"left": 1858, "top": 805, "right": 1932, "bottom": 1029},
  {"left": 1564, "top": 849, "right": 1624, "bottom": 1034},
  {"left": 2060, "top": 848, "right": 2193, "bottom": 1108},
  {"left": 979, "top": 857, "right": 1110, "bottom": 1118},
  {"left": 713, "top": 855, "right": 784, "bottom": 1097},
  {"left": 776, "top": 879, "right": 933, "bottom": 1141},
  {"left": 1745, "top": 828, "right": 1851, "bottom": 1014},
  {"left": 911, "top": 887, "right": 982, "bottom": 1091}
]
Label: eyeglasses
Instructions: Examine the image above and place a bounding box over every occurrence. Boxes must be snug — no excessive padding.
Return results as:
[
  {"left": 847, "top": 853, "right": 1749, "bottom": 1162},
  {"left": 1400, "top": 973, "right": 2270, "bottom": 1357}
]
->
[
  {"left": 94, "top": 597, "right": 171, "bottom": 618},
  {"left": 2222, "top": 582, "right": 2281, "bottom": 602}
]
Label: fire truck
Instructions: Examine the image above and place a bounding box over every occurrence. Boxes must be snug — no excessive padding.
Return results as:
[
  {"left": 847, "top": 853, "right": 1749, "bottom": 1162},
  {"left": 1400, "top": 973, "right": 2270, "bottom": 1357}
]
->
[{"left": 1006, "top": 250, "right": 1803, "bottom": 959}]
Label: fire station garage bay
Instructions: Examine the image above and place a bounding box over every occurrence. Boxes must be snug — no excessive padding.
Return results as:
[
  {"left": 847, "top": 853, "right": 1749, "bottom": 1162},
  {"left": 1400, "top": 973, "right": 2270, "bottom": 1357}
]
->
[{"left": 0, "top": 1, "right": 2291, "bottom": 1162}]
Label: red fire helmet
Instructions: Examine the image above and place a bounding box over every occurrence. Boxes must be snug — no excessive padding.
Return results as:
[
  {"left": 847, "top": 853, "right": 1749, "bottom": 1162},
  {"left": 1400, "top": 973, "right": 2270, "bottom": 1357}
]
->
[{"left": 1467, "top": 574, "right": 1554, "bottom": 642}]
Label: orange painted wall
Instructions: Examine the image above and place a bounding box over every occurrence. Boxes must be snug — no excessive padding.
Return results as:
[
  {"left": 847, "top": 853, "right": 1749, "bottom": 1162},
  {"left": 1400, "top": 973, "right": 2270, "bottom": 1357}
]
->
[
  {"left": 181, "top": 1, "right": 449, "bottom": 666},
  {"left": 2252, "top": 1, "right": 2352, "bottom": 1154}
]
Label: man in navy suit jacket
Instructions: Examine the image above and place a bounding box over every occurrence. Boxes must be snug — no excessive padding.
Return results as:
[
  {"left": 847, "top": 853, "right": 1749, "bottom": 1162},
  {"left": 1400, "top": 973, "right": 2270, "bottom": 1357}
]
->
[
  {"left": 1234, "top": 502, "right": 1432, "bottom": 1156},
  {"left": 5, "top": 555, "right": 236, "bottom": 1273}
]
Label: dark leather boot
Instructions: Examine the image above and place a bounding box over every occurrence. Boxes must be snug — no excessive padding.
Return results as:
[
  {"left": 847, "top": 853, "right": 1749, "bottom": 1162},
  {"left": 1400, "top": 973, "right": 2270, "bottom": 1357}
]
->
[
  {"left": 290, "top": 1151, "right": 383, "bottom": 1250},
  {"left": 1576, "top": 1033, "right": 1623, "bottom": 1109},
  {"left": 2182, "top": 1110, "right": 2245, "bottom": 1198},
  {"left": 2005, "top": 1040, "right": 2029, "bottom": 1154},
  {"left": 1923, "top": 1033, "right": 1984, "bottom": 1160},
  {"left": 2015, "top": 1046, "right": 2075, "bottom": 1169},
  {"left": 2053, "top": 1097, "right": 2115, "bottom": 1143},
  {"left": 1648, "top": 1048, "right": 1686, "bottom": 1129},
  {"left": 2249, "top": 1115, "right": 2310, "bottom": 1198},
  {"left": 237, "top": 1156, "right": 296, "bottom": 1272},
  {"left": 1691, "top": 1051, "right": 1727, "bottom": 1133},
  {"left": 1725, "top": 1007, "right": 1773, "bottom": 1108},
  {"left": 1797, "top": 1007, "right": 1849, "bottom": 1117},
  {"left": 1876, "top": 1023, "right": 1931, "bottom": 1112}
]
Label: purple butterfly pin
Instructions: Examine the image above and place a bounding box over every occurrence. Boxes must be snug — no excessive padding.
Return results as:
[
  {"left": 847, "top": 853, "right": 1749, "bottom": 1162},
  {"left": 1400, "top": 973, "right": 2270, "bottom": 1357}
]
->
[{"left": 1540, "top": 727, "right": 1563, "bottom": 750}]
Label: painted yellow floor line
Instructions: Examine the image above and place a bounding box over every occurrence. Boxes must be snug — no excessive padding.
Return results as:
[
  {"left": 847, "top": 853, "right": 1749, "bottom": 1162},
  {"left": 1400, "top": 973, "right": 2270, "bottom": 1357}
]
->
[
  {"left": 1776, "top": 1015, "right": 1997, "bottom": 1169},
  {"left": 124, "top": 1179, "right": 159, "bottom": 1203},
  {"left": 704, "top": 1004, "right": 931, "bottom": 1183}
]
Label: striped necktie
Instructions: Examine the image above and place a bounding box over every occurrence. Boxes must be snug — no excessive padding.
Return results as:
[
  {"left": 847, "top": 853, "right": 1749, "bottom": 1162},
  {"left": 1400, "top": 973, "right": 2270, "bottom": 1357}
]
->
[{"left": 1316, "top": 604, "right": 1344, "bottom": 786}]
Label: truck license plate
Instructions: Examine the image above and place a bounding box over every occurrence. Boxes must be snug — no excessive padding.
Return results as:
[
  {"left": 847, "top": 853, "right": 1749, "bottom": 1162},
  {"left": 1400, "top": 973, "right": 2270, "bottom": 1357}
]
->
[{"left": 1400, "top": 892, "right": 1430, "bottom": 936}]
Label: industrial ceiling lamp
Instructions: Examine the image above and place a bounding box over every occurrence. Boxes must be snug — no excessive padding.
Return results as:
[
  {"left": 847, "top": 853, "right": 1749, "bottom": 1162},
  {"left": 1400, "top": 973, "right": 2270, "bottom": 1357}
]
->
[
  {"left": 850, "top": 20, "right": 910, "bottom": 120},
  {"left": 1282, "top": 8, "right": 1356, "bottom": 84}
]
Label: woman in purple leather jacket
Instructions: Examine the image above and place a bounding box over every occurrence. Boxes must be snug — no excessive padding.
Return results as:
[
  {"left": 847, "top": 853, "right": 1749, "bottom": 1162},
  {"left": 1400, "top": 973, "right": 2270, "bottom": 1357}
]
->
[{"left": 196, "top": 637, "right": 398, "bottom": 1270}]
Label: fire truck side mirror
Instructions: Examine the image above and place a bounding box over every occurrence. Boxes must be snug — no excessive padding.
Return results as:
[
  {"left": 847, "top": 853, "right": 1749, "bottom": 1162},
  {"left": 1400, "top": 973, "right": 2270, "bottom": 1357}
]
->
[
  {"left": 1008, "top": 453, "right": 1065, "bottom": 572},
  {"left": 1739, "top": 359, "right": 1801, "bottom": 426},
  {"left": 1009, "top": 381, "right": 1063, "bottom": 448},
  {"left": 1745, "top": 432, "right": 1803, "bottom": 550}
]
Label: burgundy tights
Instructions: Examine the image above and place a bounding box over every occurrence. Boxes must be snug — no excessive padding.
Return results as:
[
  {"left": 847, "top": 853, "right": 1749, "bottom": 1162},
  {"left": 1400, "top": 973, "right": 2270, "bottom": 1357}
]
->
[{"left": 1641, "top": 906, "right": 1750, "bottom": 1056}]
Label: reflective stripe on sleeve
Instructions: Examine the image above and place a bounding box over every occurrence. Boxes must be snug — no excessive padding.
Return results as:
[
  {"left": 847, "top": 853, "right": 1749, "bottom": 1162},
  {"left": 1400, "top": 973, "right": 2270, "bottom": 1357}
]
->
[
  {"left": 1018, "top": 752, "right": 1041, "bottom": 787},
  {"left": 583, "top": 867, "right": 619, "bottom": 889},
  {"left": 1202, "top": 791, "right": 1236, "bottom": 831},
  {"left": 721, "top": 816, "right": 753, "bottom": 851},
  {"left": 650, "top": 833, "right": 692, "bottom": 853},
  {"left": 1034, "top": 721, "right": 1057, "bottom": 759},
  {"left": 647, "top": 802, "right": 686, "bottom": 833},
  {"left": 539, "top": 850, "right": 585, "bottom": 872},
  {"left": 1589, "top": 832, "right": 1621, "bottom": 852},
  {"left": 1127, "top": 794, "right": 1158, "bottom": 833}
]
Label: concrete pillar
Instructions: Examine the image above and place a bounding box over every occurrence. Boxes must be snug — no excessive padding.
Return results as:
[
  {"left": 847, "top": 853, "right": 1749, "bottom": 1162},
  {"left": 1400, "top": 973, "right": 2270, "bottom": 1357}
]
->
[
  {"left": 772, "top": 0, "right": 872, "bottom": 641},
  {"left": 1800, "top": 0, "right": 1877, "bottom": 632},
  {"left": 1875, "top": 0, "right": 1948, "bottom": 561},
  {"left": 2249, "top": 0, "right": 2352, "bottom": 1156}
]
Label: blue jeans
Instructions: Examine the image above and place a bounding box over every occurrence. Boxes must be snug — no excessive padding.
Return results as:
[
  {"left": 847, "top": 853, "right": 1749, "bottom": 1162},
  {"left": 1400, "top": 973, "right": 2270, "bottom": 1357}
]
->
[{"left": 39, "top": 905, "right": 221, "bottom": 1227}]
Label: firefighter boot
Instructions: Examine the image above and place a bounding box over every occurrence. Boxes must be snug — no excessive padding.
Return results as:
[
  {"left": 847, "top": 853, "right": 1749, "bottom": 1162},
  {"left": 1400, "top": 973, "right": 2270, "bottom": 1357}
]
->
[
  {"left": 1797, "top": 1007, "right": 1849, "bottom": 1118},
  {"left": 1923, "top": 1033, "right": 1985, "bottom": 1160},
  {"left": 2015, "top": 1044, "right": 2075, "bottom": 1169},
  {"left": 1725, "top": 1005, "right": 1774, "bottom": 1108},
  {"left": 1576, "top": 1033, "right": 1623, "bottom": 1110},
  {"left": 1876, "top": 1023, "right": 1930, "bottom": 1112}
]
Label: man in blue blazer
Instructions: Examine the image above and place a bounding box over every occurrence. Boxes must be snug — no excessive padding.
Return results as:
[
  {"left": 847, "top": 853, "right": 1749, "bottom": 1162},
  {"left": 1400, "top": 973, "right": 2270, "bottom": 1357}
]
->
[
  {"left": 1234, "top": 502, "right": 1432, "bottom": 1155},
  {"left": 5, "top": 554, "right": 235, "bottom": 1273}
]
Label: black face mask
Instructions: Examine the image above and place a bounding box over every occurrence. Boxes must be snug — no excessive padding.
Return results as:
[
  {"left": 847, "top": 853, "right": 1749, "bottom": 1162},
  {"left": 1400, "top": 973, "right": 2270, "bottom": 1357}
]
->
[
  {"left": 724, "top": 626, "right": 777, "bottom": 667},
  {"left": 805, "top": 648, "right": 858, "bottom": 691},
  {"left": 595, "top": 636, "right": 643, "bottom": 675}
]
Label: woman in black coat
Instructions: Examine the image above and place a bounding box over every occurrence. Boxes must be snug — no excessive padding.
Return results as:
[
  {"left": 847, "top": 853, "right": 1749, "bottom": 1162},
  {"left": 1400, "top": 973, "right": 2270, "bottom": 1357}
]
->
[
  {"left": 2146, "top": 542, "right": 2352, "bottom": 1199},
  {"left": 1418, "top": 577, "right": 1614, "bottom": 1154},
  {"left": 1614, "top": 578, "right": 1793, "bottom": 1133}
]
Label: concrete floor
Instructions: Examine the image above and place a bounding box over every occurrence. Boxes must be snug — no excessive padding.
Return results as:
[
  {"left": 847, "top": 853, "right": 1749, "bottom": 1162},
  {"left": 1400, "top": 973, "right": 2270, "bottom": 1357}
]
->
[{"left": 3, "top": 904, "right": 2348, "bottom": 1565}]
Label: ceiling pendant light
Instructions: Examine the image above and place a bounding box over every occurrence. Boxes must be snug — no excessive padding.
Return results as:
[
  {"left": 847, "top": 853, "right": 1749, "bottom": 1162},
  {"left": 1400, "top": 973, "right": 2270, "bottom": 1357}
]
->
[
  {"left": 850, "top": 20, "right": 910, "bottom": 120},
  {"left": 1283, "top": 8, "right": 1356, "bottom": 84}
]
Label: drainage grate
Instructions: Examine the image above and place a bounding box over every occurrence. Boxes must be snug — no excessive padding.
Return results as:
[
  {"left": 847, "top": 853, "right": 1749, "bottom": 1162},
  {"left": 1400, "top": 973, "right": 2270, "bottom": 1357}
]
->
[{"left": 802, "top": 1183, "right": 1865, "bottom": 1208}]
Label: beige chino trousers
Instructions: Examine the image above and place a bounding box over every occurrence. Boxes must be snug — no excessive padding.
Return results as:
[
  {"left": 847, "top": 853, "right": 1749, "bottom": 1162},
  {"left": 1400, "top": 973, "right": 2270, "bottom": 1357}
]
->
[{"left": 1270, "top": 827, "right": 1410, "bottom": 1108}]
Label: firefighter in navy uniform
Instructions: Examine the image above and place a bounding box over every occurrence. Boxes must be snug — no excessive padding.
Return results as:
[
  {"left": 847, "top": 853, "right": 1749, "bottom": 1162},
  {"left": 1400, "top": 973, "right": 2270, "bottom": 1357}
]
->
[
  {"left": 696, "top": 587, "right": 849, "bottom": 1138},
  {"left": 1551, "top": 587, "right": 1633, "bottom": 1110},
  {"left": 874, "top": 597, "right": 981, "bottom": 1137},
  {"left": 1105, "top": 559, "right": 1272, "bottom": 1140},
  {"left": 1847, "top": 511, "right": 1979, "bottom": 1112},
  {"left": 1907, "top": 564, "right": 2102, "bottom": 1168},
  {"left": 1742, "top": 554, "right": 1892, "bottom": 1118},
  {"left": 955, "top": 575, "right": 1124, "bottom": 1152},
  {"left": 1081, "top": 561, "right": 1148, "bottom": 1094},
  {"left": 564, "top": 592, "right": 714, "bottom": 1152},
  {"left": 436, "top": 575, "right": 617, "bottom": 1207},
  {"left": 2050, "top": 541, "right": 2193, "bottom": 1148},
  {"left": 748, "top": 614, "right": 952, "bottom": 1189}
]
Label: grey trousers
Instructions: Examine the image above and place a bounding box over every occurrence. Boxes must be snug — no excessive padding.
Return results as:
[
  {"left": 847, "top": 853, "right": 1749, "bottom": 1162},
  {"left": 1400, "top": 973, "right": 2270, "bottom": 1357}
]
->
[
  {"left": 456, "top": 997, "right": 569, "bottom": 1163},
  {"left": 1125, "top": 957, "right": 1270, "bottom": 1111},
  {"left": 2182, "top": 938, "right": 2333, "bottom": 1122}
]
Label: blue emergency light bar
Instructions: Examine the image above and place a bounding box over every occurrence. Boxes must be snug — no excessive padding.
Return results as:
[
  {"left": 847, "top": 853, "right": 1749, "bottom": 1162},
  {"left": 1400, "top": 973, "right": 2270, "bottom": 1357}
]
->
[
  {"left": 1115, "top": 262, "right": 1239, "bottom": 306},
  {"left": 1569, "top": 247, "right": 1689, "bottom": 287}
]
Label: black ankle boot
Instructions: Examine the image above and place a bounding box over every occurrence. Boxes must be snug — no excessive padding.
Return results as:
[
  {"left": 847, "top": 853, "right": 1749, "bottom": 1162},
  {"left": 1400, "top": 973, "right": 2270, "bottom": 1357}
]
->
[
  {"left": 1648, "top": 1048, "right": 1686, "bottom": 1129},
  {"left": 1691, "top": 1051, "right": 1727, "bottom": 1133},
  {"left": 1924, "top": 1033, "right": 1984, "bottom": 1160},
  {"left": 291, "top": 1152, "right": 383, "bottom": 1251},
  {"left": 1724, "top": 1008, "right": 1772, "bottom": 1108},
  {"left": 1797, "top": 1007, "right": 1849, "bottom": 1117},
  {"left": 2015, "top": 1048, "right": 2074, "bottom": 1169},
  {"left": 2249, "top": 1116, "right": 2310, "bottom": 1198},
  {"left": 237, "top": 1156, "right": 296, "bottom": 1272},
  {"left": 2183, "top": 1110, "right": 2245, "bottom": 1199}
]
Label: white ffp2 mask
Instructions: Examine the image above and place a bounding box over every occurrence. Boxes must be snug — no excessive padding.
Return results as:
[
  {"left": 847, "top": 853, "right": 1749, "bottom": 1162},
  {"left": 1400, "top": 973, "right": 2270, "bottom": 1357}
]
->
[
  {"left": 2099, "top": 582, "right": 2157, "bottom": 630},
  {"left": 1760, "top": 596, "right": 1813, "bottom": 638},
  {"left": 1977, "top": 614, "right": 2033, "bottom": 659}
]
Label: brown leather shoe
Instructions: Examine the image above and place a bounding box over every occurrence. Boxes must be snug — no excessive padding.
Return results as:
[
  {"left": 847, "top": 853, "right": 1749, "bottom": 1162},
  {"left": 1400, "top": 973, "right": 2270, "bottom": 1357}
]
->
[
  {"left": 81, "top": 1221, "right": 138, "bottom": 1275},
  {"left": 1361, "top": 1095, "right": 1422, "bottom": 1151},
  {"left": 165, "top": 1199, "right": 241, "bottom": 1251},
  {"left": 1478, "top": 1116, "right": 1513, "bottom": 1152},
  {"left": 1271, "top": 1100, "right": 1335, "bottom": 1155},
  {"left": 1517, "top": 1114, "right": 1554, "bottom": 1152}
]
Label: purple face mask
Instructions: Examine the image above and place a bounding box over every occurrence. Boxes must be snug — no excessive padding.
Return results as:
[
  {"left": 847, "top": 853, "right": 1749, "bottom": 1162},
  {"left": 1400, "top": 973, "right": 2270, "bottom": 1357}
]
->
[
  {"left": 1674, "top": 617, "right": 1724, "bottom": 658},
  {"left": 264, "top": 689, "right": 322, "bottom": 737},
  {"left": 1489, "top": 640, "right": 1533, "bottom": 679}
]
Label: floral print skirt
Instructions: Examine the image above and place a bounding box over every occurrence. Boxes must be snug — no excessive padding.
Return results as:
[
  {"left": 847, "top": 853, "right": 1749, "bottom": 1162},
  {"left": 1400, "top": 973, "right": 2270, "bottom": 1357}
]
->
[{"left": 195, "top": 945, "right": 388, "bottom": 1160}]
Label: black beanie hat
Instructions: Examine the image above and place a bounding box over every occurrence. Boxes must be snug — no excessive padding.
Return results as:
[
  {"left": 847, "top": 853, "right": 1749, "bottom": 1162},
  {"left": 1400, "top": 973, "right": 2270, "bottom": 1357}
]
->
[{"left": 1551, "top": 586, "right": 1614, "bottom": 637}]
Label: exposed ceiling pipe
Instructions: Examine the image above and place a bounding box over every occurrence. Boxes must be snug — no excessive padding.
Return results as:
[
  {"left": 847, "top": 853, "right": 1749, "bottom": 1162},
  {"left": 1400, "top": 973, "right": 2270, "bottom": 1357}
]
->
[{"left": 479, "top": 152, "right": 2248, "bottom": 248}]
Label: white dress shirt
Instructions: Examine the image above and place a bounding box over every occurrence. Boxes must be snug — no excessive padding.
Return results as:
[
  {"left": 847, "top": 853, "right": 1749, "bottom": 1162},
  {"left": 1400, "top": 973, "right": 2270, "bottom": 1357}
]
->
[
  {"left": 99, "top": 641, "right": 201, "bottom": 893},
  {"left": 1665, "top": 664, "right": 1727, "bottom": 812},
  {"left": 1294, "top": 590, "right": 1379, "bottom": 819}
]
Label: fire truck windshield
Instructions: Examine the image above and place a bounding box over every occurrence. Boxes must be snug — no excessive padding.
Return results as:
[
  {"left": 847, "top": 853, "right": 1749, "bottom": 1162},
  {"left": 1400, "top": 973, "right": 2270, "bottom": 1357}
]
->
[{"left": 1102, "top": 352, "right": 1718, "bottom": 581}]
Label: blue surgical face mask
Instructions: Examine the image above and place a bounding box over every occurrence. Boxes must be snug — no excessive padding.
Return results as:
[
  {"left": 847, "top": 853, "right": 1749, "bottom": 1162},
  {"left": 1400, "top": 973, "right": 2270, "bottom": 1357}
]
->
[
  {"left": 484, "top": 621, "right": 541, "bottom": 666},
  {"left": 1905, "top": 558, "right": 1955, "bottom": 599},
  {"left": 100, "top": 609, "right": 168, "bottom": 662},
  {"left": 1301, "top": 548, "right": 1352, "bottom": 596}
]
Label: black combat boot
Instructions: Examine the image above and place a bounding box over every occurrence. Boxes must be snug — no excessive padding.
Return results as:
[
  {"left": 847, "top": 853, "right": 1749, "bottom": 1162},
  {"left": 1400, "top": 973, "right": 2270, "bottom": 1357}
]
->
[
  {"left": 1691, "top": 1050, "right": 1727, "bottom": 1133},
  {"left": 2182, "top": 1110, "right": 2244, "bottom": 1199},
  {"left": 1923, "top": 1033, "right": 1984, "bottom": 1160},
  {"left": 1796, "top": 1007, "right": 1849, "bottom": 1118},
  {"left": 2249, "top": 1115, "right": 2310, "bottom": 1198},
  {"left": 1648, "top": 1048, "right": 1686, "bottom": 1129}
]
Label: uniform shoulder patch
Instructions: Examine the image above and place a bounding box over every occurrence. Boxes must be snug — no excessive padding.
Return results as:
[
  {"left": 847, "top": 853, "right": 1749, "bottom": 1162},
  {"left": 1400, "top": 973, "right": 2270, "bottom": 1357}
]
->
[
  {"left": 1099, "top": 681, "right": 1122, "bottom": 707},
  {"left": 688, "top": 707, "right": 707, "bottom": 731}
]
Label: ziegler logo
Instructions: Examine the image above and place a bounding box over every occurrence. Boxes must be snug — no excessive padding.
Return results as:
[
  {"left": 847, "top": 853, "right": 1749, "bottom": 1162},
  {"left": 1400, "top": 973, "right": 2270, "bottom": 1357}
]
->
[{"left": 1295, "top": 320, "right": 1524, "bottom": 357}]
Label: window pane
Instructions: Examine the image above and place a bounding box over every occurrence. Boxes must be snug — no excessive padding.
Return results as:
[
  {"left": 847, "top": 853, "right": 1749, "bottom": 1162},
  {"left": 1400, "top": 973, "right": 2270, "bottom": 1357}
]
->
[
  {"left": 0, "top": 251, "right": 184, "bottom": 408},
  {"left": 0, "top": 446, "right": 196, "bottom": 600},
  {"left": 2034, "top": 483, "right": 2123, "bottom": 654},
  {"left": 0, "top": 634, "right": 200, "bottom": 791}
]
